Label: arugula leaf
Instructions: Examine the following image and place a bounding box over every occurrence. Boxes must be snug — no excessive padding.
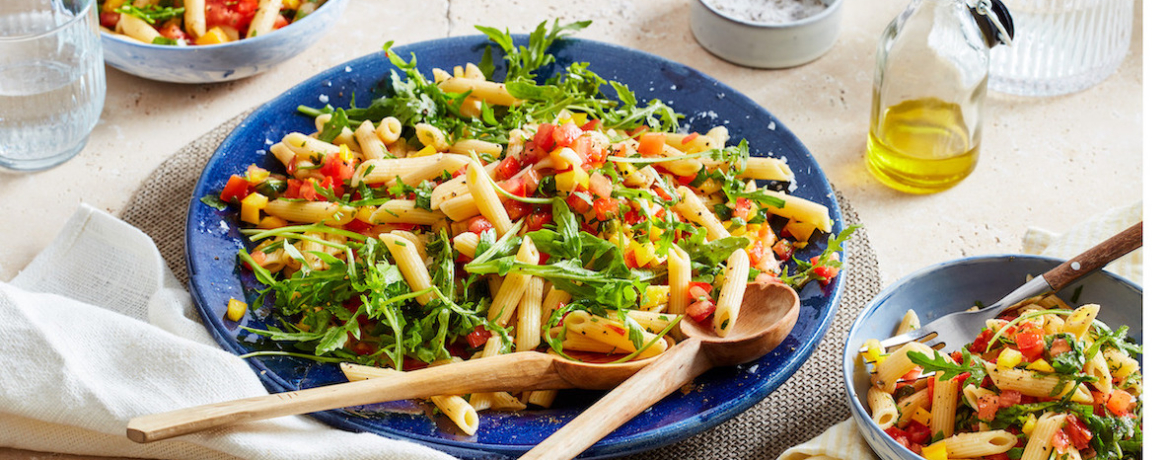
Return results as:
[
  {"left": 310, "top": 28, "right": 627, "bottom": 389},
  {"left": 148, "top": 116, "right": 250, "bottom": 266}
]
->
[
  {"left": 201, "top": 194, "right": 228, "bottom": 211},
  {"left": 317, "top": 108, "right": 350, "bottom": 143},
  {"left": 1048, "top": 333, "right": 1086, "bottom": 374},
  {"left": 908, "top": 348, "right": 987, "bottom": 388},
  {"left": 114, "top": 4, "right": 184, "bottom": 24},
  {"left": 777, "top": 225, "right": 858, "bottom": 289}
]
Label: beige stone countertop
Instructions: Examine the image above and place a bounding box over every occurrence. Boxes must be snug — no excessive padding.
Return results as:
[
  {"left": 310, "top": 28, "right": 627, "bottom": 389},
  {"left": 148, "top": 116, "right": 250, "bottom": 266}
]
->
[{"left": 0, "top": 0, "right": 1146, "bottom": 458}]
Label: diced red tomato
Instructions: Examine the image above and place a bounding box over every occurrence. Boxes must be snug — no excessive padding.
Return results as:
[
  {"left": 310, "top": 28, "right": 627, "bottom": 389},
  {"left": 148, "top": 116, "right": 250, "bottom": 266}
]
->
[
  {"left": 681, "top": 132, "right": 699, "bottom": 145},
  {"left": 623, "top": 209, "right": 646, "bottom": 225},
  {"left": 1065, "top": 416, "right": 1093, "bottom": 450},
  {"left": 272, "top": 14, "right": 289, "bottom": 29},
  {"left": 998, "top": 389, "right": 1022, "bottom": 408},
  {"left": 519, "top": 141, "right": 547, "bottom": 167},
  {"left": 686, "top": 299, "right": 716, "bottom": 322},
  {"left": 593, "top": 197, "right": 620, "bottom": 220},
  {"left": 100, "top": 12, "right": 120, "bottom": 29},
  {"left": 605, "top": 324, "right": 627, "bottom": 336},
  {"left": 977, "top": 393, "right": 1000, "bottom": 421},
  {"left": 495, "top": 155, "right": 522, "bottom": 181},
  {"left": 986, "top": 453, "right": 1011, "bottom": 460},
  {"left": 1105, "top": 389, "right": 1133, "bottom": 416},
  {"left": 533, "top": 124, "right": 557, "bottom": 151},
  {"left": 589, "top": 172, "right": 613, "bottom": 198},
  {"left": 637, "top": 133, "right": 666, "bottom": 156},
  {"left": 688, "top": 282, "right": 713, "bottom": 301},
  {"left": 320, "top": 152, "right": 354, "bottom": 181},
  {"left": 651, "top": 185, "right": 672, "bottom": 202},
  {"left": 205, "top": 0, "right": 259, "bottom": 32},
  {"left": 465, "top": 325, "right": 491, "bottom": 349},
  {"left": 884, "top": 426, "right": 911, "bottom": 449},
  {"left": 503, "top": 198, "right": 531, "bottom": 221},
  {"left": 904, "top": 421, "right": 931, "bottom": 445},
  {"left": 566, "top": 189, "right": 593, "bottom": 215},
  {"left": 571, "top": 133, "right": 606, "bottom": 164},
  {"left": 526, "top": 208, "right": 553, "bottom": 230},
  {"left": 1015, "top": 330, "right": 1046, "bottom": 362},
  {"left": 220, "top": 175, "right": 250, "bottom": 202},
  {"left": 809, "top": 253, "right": 841, "bottom": 282},
  {"left": 344, "top": 219, "right": 374, "bottom": 235},
  {"left": 284, "top": 178, "right": 302, "bottom": 199},
  {"left": 772, "top": 239, "right": 794, "bottom": 262},
  {"left": 747, "top": 240, "right": 768, "bottom": 267},
  {"left": 553, "top": 123, "right": 583, "bottom": 148},
  {"left": 1049, "top": 338, "right": 1072, "bottom": 357},
  {"left": 157, "top": 20, "right": 191, "bottom": 44},
  {"left": 467, "top": 216, "right": 494, "bottom": 235},
  {"left": 581, "top": 119, "right": 601, "bottom": 131},
  {"left": 1051, "top": 429, "right": 1070, "bottom": 451},
  {"left": 970, "top": 328, "right": 995, "bottom": 353},
  {"left": 733, "top": 197, "right": 752, "bottom": 219}
]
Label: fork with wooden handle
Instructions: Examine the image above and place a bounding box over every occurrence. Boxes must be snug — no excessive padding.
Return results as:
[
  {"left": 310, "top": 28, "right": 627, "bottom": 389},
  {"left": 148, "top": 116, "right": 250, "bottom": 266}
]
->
[{"left": 876, "top": 221, "right": 1142, "bottom": 354}]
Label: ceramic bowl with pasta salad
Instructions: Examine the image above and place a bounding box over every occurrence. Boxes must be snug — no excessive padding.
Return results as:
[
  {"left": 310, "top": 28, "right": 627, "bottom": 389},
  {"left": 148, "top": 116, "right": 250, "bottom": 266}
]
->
[
  {"left": 844, "top": 255, "right": 1142, "bottom": 460},
  {"left": 187, "top": 21, "right": 851, "bottom": 457},
  {"left": 98, "top": 0, "right": 348, "bottom": 82}
]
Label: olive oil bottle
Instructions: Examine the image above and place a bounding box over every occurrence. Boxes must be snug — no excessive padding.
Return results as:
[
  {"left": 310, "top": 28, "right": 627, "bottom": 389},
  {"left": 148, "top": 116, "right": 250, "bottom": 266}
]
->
[
  {"left": 866, "top": 97, "right": 978, "bottom": 194},
  {"left": 867, "top": 0, "right": 1013, "bottom": 194}
]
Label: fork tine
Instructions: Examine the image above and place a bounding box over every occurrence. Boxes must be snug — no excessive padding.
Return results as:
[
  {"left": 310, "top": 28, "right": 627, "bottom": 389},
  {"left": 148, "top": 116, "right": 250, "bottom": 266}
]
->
[{"left": 876, "top": 330, "right": 927, "bottom": 350}]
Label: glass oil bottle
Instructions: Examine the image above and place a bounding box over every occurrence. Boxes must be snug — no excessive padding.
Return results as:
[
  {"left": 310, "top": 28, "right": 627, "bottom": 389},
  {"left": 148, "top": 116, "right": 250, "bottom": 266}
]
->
[{"left": 866, "top": 0, "right": 1013, "bottom": 194}]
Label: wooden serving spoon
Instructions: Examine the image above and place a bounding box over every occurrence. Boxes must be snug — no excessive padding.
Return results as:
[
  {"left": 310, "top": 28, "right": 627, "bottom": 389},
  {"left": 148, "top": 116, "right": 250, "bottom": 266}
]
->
[
  {"left": 517, "top": 281, "right": 800, "bottom": 459},
  {"left": 126, "top": 282, "right": 799, "bottom": 444}
]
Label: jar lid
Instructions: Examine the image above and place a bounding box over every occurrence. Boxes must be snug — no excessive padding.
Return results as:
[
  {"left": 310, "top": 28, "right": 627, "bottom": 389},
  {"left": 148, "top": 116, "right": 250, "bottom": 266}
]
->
[{"left": 970, "top": 0, "right": 1014, "bottom": 48}]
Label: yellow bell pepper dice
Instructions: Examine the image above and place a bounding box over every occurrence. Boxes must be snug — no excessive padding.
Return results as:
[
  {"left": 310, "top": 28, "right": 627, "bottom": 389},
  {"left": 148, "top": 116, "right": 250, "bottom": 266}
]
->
[
  {"left": 921, "top": 441, "right": 948, "bottom": 460},
  {"left": 997, "top": 348, "right": 1024, "bottom": 369},
  {"left": 226, "top": 298, "right": 248, "bottom": 322},
  {"left": 196, "top": 27, "right": 231, "bottom": 46},
  {"left": 555, "top": 164, "right": 589, "bottom": 193},
  {"left": 240, "top": 192, "right": 269, "bottom": 225},
  {"left": 1026, "top": 358, "right": 1055, "bottom": 373},
  {"left": 911, "top": 407, "right": 931, "bottom": 426},
  {"left": 862, "top": 339, "right": 885, "bottom": 364},
  {"left": 339, "top": 144, "right": 354, "bottom": 162}
]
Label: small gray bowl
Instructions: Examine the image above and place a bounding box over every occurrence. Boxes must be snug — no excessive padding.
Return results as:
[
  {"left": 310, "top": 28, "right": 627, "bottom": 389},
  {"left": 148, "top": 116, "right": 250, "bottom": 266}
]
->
[
  {"left": 101, "top": 0, "right": 348, "bottom": 83},
  {"left": 842, "top": 255, "right": 1142, "bottom": 460},
  {"left": 689, "top": 0, "right": 843, "bottom": 69}
]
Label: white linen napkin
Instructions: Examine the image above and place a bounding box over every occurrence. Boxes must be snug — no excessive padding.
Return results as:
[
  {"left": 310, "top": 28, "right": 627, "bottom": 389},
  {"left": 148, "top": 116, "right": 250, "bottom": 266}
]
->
[
  {"left": 0, "top": 204, "right": 455, "bottom": 460},
  {"left": 777, "top": 201, "right": 1143, "bottom": 460}
]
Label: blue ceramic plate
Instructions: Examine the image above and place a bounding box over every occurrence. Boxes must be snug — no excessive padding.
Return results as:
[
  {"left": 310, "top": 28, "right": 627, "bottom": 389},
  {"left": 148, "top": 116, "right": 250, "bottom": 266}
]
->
[
  {"left": 186, "top": 35, "right": 846, "bottom": 459},
  {"left": 842, "top": 255, "right": 1142, "bottom": 460}
]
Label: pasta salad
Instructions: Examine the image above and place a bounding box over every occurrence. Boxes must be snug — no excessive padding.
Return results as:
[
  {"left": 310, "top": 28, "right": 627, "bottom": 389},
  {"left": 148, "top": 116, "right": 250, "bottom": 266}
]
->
[
  {"left": 209, "top": 20, "right": 852, "bottom": 435},
  {"left": 98, "top": 0, "right": 325, "bottom": 46},
  {"left": 862, "top": 295, "right": 1142, "bottom": 460}
]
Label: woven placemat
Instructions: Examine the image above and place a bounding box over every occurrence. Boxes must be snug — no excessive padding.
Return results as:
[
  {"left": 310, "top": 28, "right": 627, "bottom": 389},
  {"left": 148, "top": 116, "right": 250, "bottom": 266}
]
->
[{"left": 121, "top": 114, "right": 881, "bottom": 460}]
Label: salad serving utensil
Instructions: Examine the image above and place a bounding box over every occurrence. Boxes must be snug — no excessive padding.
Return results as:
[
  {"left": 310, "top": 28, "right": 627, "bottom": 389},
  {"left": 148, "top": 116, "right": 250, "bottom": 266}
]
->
[
  {"left": 126, "top": 282, "right": 800, "bottom": 445},
  {"left": 875, "top": 221, "right": 1142, "bottom": 353},
  {"left": 517, "top": 281, "right": 800, "bottom": 459}
]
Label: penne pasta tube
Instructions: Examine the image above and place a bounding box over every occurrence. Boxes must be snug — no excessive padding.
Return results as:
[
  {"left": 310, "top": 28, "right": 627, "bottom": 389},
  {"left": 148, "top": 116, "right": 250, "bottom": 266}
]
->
[
  {"left": 467, "top": 158, "right": 513, "bottom": 234},
  {"left": 365, "top": 200, "right": 447, "bottom": 226},
  {"left": 1020, "top": 413, "right": 1065, "bottom": 460},
  {"left": 486, "top": 237, "right": 537, "bottom": 326},
  {"left": 931, "top": 370, "right": 961, "bottom": 438},
  {"left": 450, "top": 139, "right": 503, "bottom": 157},
  {"left": 672, "top": 187, "right": 731, "bottom": 241},
  {"left": 563, "top": 311, "right": 668, "bottom": 358},
  {"left": 759, "top": 190, "right": 833, "bottom": 232},
  {"left": 944, "top": 430, "right": 1016, "bottom": 458},
  {"left": 984, "top": 364, "right": 1092, "bottom": 403},
  {"left": 339, "top": 362, "right": 479, "bottom": 435},
  {"left": 354, "top": 120, "right": 387, "bottom": 160},
  {"left": 264, "top": 200, "right": 356, "bottom": 226},
  {"left": 118, "top": 14, "right": 161, "bottom": 43},
  {"left": 376, "top": 117, "right": 403, "bottom": 144},
  {"left": 896, "top": 388, "right": 931, "bottom": 428},
  {"left": 430, "top": 161, "right": 498, "bottom": 210},
  {"left": 1062, "top": 303, "right": 1099, "bottom": 341},
  {"left": 246, "top": 0, "right": 282, "bottom": 38},
  {"left": 283, "top": 132, "right": 341, "bottom": 160},
  {"left": 516, "top": 277, "right": 544, "bottom": 352},
  {"left": 540, "top": 288, "right": 571, "bottom": 325},
  {"left": 867, "top": 387, "right": 898, "bottom": 429},
  {"left": 380, "top": 232, "right": 436, "bottom": 305},
  {"left": 873, "top": 342, "right": 933, "bottom": 393},
  {"left": 270, "top": 143, "right": 296, "bottom": 167},
  {"left": 183, "top": 0, "right": 206, "bottom": 38},
  {"left": 452, "top": 232, "right": 480, "bottom": 259},
  {"left": 713, "top": 248, "right": 749, "bottom": 337},
  {"left": 352, "top": 154, "right": 470, "bottom": 187},
  {"left": 605, "top": 310, "right": 679, "bottom": 335},
  {"left": 527, "top": 389, "right": 557, "bottom": 409},
  {"left": 662, "top": 132, "right": 718, "bottom": 153},
  {"left": 437, "top": 77, "right": 521, "bottom": 106},
  {"left": 415, "top": 123, "right": 451, "bottom": 151}
]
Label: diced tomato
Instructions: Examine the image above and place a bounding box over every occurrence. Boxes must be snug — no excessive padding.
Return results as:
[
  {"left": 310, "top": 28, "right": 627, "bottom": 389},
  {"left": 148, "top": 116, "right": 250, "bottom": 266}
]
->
[
  {"left": 156, "top": 20, "right": 192, "bottom": 44},
  {"left": 519, "top": 141, "right": 547, "bottom": 167},
  {"left": 537, "top": 251, "right": 551, "bottom": 265},
  {"left": 651, "top": 185, "right": 672, "bottom": 201},
  {"left": 466, "top": 325, "right": 491, "bottom": 349},
  {"left": 344, "top": 219, "right": 374, "bottom": 235},
  {"left": 581, "top": 119, "right": 601, "bottom": 131},
  {"left": 747, "top": 240, "right": 768, "bottom": 267},
  {"left": 495, "top": 155, "right": 521, "bottom": 181},
  {"left": 998, "top": 389, "right": 1022, "bottom": 408},
  {"left": 1015, "top": 330, "right": 1046, "bottom": 362},
  {"left": 688, "top": 282, "right": 713, "bottom": 301},
  {"left": 637, "top": 133, "right": 666, "bottom": 156},
  {"left": 986, "top": 453, "right": 1011, "bottom": 460},
  {"left": 733, "top": 197, "right": 752, "bottom": 219},
  {"left": 99, "top": 12, "right": 120, "bottom": 29},
  {"left": 205, "top": 0, "right": 259, "bottom": 32},
  {"left": 593, "top": 197, "right": 620, "bottom": 221},
  {"left": 1051, "top": 429, "right": 1070, "bottom": 451},
  {"left": 1105, "top": 389, "right": 1133, "bottom": 416},
  {"left": 624, "top": 209, "right": 646, "bottom": 225},
  {"left": 552, "top": 123, "right": 582, "bottom": 148},
  {"left": 1049, "top": 338, "right": 1072, "bottom": 357},
  {"left": 566, "top": 189, "right": 593, "bottom": 215},
  {"left": 605, "top": 324, "right": 627, "bottom": 336},
  {"left": 533, "top": 124, "right": 557, "bottom": 151},
  {"left": 904, "top": 421, "right": 931, "bottom": 445},
  {"left": 925, "top": 373, "right": 934, "bottom": 398},
  {"left": 589, "top": 172, "right": 613, "bottom": 198},
  {"left": 467, "top": 216, "right": 494, "bottom": 235},
  {"left": 571, "top": 133, "right": 606, "bottom": 164},
  {"left": 526, "top": 208, "right": 554, "bottom": 230},
  {"left": 772, "top": 239, "right": 794, "bottom": 262},
  {"left": 686, "top": 299, "right": 716, "bottom": 322},
  {"left": 451, "top": 165, "right": 468, "bottom": 178},
  {"left": 1065, "top": 416, "right": 1093, "bottom": 450},
  {"left": 299, "top": 178, "right": 324, "bottom": 201},
  {"left": 681, "top": 132, "right": 699, "bottom": 145},
  {"left": 809, "top": 253, "right": 841, "bottom": 282},
  {"left": 970, "top": 328, "right": 995, "bottom": 353},
  {"left": 977, "top": 393, "right": 1000, "bottom": 421},
  {"left": 884, "top": 426, "right": 911, "bottom": 449},
  {"left": 503, "top": 198, "right": 532, "bottom": 221},
  {"left": 284, "top": 178, "right": 302, "bottom": 199},
  {"left": 220, "top": 175, "right": 251, "bottom": 202},
  {"left": 320, "top": 153, "right": 354, "bottom": 181},
  {"left": 272, "top": 14, "right": 289, "bottom": 29},
  {"left": 950, "top": 350, "right": 964, "bottom": 362}
]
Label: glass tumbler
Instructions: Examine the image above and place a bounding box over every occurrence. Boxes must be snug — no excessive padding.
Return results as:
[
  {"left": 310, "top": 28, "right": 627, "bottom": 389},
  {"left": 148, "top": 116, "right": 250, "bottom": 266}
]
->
[
  {"left": 989, "top": 0, "right": 1133, "bottom": 96},
  {"left": 0, "top": 0, "right": 106, "bottom": 172}
]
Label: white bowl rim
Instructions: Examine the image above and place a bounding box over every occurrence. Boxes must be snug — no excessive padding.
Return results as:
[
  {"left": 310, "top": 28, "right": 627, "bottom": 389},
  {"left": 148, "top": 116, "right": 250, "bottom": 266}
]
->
[
  {"left": 841, "top": 253, "right": 1142, "bottom": 459},
  {"left": 694, "top": 0, "right": 844, "bottom": 29},
  {"left": 98, "top": 0, "right": 345, "bottom": 51}
]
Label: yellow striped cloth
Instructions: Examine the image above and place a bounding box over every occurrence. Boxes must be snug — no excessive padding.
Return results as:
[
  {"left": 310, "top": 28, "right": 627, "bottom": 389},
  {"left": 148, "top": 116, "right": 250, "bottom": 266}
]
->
[
  {"left": 778, "top": 420, "right": 877, "bottom": 460},
  {"left": 1022, "top": 201, "right": 1142, "bottom": 285}
]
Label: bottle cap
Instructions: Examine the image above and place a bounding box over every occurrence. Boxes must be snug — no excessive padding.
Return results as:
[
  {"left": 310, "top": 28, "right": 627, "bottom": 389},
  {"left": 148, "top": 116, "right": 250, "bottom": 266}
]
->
[{"left": 970, "top": 0, "right": 1014, "bottom": 48}]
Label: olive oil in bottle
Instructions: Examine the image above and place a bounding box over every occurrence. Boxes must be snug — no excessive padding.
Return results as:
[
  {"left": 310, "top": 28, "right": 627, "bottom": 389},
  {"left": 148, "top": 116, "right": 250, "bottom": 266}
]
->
[{"left": 866, "top": 97, "right": 978, "bottom": 194}]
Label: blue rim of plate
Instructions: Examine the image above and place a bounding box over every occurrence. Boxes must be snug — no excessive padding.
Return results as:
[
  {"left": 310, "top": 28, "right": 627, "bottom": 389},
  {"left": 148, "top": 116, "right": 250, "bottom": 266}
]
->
[
  {"left": 186, "top": 34, "right": 847, "bottom": 459},
  {"left": 841, "top": 254, "right": 1142, "bottom": 460}
]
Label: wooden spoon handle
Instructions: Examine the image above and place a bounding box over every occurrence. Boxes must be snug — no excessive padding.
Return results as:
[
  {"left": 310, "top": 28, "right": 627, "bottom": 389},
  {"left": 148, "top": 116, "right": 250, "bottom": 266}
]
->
[
  {"left": 127, "top": 352, "right": 566, "bottom": 443},
  {"left": 519, "top": 339, "right": 712, "bottom": 460},
  {"left": 1044, "top": 221, "right": 1142, "bottom": 291}
]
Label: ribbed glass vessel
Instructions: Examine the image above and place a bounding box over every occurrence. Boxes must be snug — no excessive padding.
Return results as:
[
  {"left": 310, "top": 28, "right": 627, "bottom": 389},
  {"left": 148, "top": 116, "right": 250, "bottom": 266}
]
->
[
  {"left": 989, "top": 0, "right": 1132, "bottom": 97},
  {"left": 0, "top": 0, "right": 105, "bottom": 171}
]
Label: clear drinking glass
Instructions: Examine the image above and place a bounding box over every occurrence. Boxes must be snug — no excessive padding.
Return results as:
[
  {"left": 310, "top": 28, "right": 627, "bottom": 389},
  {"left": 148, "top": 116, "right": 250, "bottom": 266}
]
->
[
  {"left": 989, "top": 0, "right": 1133, "bottom": 96},
  {"left": 0, "top": 0, "right": 105, "bottom": 172}
]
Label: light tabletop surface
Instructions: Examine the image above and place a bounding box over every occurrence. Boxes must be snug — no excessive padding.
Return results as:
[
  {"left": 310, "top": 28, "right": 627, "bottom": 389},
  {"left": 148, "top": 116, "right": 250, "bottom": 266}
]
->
[{"left": 0, "top": 0, "right": 1144, "bottom": 456}]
